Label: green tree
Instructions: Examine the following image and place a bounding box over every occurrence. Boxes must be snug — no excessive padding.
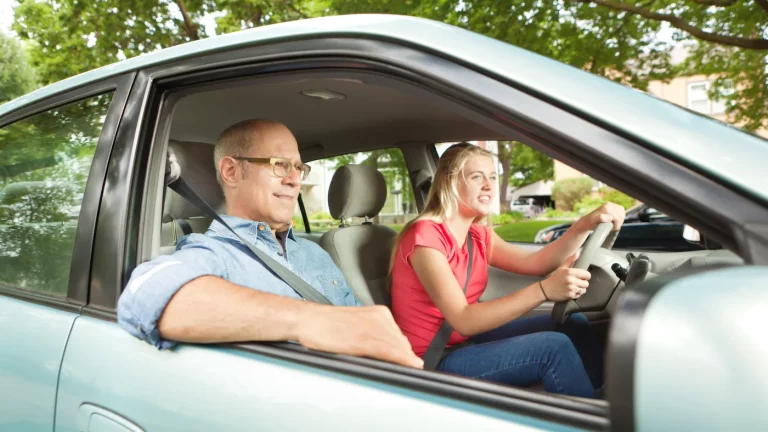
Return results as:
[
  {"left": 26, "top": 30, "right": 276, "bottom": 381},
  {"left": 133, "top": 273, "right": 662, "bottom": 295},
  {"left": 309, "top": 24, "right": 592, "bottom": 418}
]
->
[
  {"left": 566, "top": 0, "right": 768, "bottom": 131},
  {"left": 12, "top": 0, "right": 323, "bottom": 85},
  {"left": 0, "top": 31, "right": 37, "bottom": 104},
  {"left": 497, "top": 142, "right": 554, "bottom": 211}
]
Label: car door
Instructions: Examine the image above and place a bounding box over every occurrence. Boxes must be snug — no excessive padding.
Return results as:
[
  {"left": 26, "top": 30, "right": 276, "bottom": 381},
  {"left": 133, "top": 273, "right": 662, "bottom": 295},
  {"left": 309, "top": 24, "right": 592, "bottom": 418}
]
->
[{"left": 0, "top": 76, "right": 132, "bottom": 432}]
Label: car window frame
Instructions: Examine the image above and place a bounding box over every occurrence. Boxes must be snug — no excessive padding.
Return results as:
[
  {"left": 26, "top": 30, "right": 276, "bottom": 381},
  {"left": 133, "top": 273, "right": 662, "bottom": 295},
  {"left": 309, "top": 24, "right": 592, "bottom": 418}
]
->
[
  {"left": 0, "top": 74, "right": 135, "bottom": 310},
  {"left": 85, "top": 36, "right": 768, "bottom": 429},
  {"left": 98, "top": 53, "right": 611, "bottom": 429}
]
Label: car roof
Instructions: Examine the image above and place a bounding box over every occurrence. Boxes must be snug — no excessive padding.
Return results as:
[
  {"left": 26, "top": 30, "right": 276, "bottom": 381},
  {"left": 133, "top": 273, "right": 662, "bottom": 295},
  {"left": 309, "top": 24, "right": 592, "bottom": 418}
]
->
[{"left": 2, "top": 14, "right": 766, "bottom": 202}]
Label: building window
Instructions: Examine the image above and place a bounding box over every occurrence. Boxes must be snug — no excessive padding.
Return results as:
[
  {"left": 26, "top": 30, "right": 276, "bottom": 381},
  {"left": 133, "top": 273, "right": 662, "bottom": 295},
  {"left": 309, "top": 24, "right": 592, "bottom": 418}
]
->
[
  {"left": 688, "top": 80, "right": 732, "bottom": 115},
  {"left": 688, "top": 82, "right": 711, "bottom": 113}
]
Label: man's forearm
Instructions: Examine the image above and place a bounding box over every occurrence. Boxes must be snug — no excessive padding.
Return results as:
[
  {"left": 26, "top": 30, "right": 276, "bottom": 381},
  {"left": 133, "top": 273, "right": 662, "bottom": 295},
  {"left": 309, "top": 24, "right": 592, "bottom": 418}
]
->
[{"left": 157, "top": 275, "right": 312, "bottom": 343}]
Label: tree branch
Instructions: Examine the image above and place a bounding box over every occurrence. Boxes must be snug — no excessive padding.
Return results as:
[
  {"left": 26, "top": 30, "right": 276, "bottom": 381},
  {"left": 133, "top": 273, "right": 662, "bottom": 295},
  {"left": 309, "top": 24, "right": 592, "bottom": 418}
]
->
[
  {"left": 568, "top": 0, "right": 768, "bottom": 50},
  {"left": 284, "top": 1, "right": 309, "bottom": 18},
  {"left": 173, "top": 0, "right": 199, "bottom": 40},
  {"left": 756, "top": 0, "right": 768, "bottom": 14},
  {"left": 691, "top": 0, "right": 736, "bottom": 6}
]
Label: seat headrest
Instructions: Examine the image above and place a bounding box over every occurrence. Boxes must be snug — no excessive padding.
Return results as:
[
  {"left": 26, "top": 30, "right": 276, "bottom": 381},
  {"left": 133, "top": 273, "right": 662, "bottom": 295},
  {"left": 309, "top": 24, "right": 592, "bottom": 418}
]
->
[
  {"left": 328, "top": 164, "right": 387, "bottom": 221},
  {"left": 164, "top": 141, "right": 224, "bottom": 220}
]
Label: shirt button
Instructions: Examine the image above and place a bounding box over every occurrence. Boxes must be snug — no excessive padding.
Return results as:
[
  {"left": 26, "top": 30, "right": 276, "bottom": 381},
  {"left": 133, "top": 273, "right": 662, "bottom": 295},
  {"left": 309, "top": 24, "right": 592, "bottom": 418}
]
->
[
  {"left": 333, "top": 280, "right": 338, "bottom": 286},
  {"left": 258, "top": 225, "right": 265, "bottom": 231},
  {"left": 278, "top": 252, "right": 283, "bottom": 256}
]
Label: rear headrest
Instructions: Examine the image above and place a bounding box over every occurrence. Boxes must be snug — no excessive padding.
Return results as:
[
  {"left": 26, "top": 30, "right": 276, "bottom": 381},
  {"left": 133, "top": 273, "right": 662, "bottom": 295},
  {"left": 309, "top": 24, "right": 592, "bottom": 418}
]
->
[
  {"left": 328, "top": 164, "right": 387, "bottom": 221},
  {"left": 164, "top": 141, "right": 224, "bottom": 220}
]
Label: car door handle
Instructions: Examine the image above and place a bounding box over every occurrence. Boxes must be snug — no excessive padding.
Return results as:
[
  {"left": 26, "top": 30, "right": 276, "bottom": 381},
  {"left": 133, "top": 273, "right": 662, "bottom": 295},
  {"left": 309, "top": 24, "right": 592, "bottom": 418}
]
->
[{"left": 77, "top": 403, "right": 144, "bottom": 432}]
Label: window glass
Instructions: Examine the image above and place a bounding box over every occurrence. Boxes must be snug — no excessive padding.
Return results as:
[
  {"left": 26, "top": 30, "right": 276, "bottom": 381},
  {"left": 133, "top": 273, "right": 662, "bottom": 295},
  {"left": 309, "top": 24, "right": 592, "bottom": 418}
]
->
[
  {"left": 295, "top": 148, "right": 415, "bottom": 233},
  {"left": 433, "top": 140, "right": 711, "bottom": 252},
  {"left": 0, "top": 93, "right": 113, "bottom": 295}
]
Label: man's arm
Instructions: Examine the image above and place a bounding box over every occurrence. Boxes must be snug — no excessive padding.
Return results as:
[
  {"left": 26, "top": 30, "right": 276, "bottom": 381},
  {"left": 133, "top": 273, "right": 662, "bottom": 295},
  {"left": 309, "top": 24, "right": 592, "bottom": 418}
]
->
[{"left": 158, "top": 275, "right": 423, "bottom": 368}]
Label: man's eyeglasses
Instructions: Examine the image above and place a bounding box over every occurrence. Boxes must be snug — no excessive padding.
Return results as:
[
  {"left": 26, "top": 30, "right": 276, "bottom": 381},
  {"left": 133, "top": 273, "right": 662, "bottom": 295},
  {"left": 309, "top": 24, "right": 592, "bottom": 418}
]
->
[{"left": 232, "top": 157, "right": 312, "bottom": 181}]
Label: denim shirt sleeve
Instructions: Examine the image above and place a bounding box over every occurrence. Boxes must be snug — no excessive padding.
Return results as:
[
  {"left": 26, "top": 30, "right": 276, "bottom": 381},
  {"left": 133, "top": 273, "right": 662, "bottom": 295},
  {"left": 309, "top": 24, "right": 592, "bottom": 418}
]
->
[{"left": 117, "top": 235, "right": 226, "bottom": 349}]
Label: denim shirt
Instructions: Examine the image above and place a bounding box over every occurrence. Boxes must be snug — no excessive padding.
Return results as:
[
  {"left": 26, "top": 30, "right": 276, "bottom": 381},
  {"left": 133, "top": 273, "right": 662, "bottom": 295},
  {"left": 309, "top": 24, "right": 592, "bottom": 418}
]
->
[{"left": 117, "top": 214, "right": 361, "bottom": 349}]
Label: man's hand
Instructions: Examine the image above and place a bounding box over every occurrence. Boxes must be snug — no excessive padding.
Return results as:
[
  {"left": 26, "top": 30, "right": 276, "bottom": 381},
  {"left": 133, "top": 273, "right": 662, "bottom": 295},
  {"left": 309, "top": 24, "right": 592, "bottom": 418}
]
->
[{"left": 297, "top": 304, "right": 424, "bottom": 369}]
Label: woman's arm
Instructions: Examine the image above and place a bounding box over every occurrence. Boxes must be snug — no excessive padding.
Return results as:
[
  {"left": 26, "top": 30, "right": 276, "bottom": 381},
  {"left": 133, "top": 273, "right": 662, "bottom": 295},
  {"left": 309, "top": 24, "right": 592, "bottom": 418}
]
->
[
  {"left": 490, "top": 203, "right": 626, "bottom": 276},
  {"left": 410, "top": 247, "right": 589, "bottom": 337}
]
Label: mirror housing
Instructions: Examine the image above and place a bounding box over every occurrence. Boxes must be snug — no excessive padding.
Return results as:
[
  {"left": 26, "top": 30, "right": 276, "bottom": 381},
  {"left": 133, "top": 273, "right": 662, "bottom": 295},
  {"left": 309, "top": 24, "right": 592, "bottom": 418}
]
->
[{"left": 606, "top": 266, "right": 768, "bottom": 431}]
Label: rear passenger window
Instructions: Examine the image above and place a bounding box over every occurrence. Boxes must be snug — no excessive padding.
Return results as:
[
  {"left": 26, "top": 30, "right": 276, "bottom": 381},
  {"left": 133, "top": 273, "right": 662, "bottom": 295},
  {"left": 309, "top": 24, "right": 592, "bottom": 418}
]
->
[
  {"left": 296, "top": 148, "right": 416, "bottom": 233},
  {"left": 0, "top": 93, "right": 113, "bottom": 295}
]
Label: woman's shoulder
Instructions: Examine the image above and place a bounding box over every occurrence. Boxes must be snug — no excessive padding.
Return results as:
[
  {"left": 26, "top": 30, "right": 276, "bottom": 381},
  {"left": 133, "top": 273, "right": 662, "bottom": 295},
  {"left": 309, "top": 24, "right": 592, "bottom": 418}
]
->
[
  {"left": 399, "top": 219, "right": 453, "bottom": 253},
  {"left": 470, "top": 223, "right": 493, "bottom": 247}
]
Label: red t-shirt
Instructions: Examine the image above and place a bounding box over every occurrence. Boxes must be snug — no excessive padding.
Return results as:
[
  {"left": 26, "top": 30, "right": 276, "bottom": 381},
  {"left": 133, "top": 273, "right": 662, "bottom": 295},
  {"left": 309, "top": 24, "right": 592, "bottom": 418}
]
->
[{"left": 391, "top": 220, "right": 492, "bottom": 357}]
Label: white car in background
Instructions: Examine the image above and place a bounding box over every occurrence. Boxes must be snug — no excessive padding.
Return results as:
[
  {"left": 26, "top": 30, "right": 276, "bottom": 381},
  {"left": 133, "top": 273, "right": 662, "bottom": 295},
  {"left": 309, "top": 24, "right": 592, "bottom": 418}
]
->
[{"left": 509, "top": 198, "right": 543, "bottom": 218}]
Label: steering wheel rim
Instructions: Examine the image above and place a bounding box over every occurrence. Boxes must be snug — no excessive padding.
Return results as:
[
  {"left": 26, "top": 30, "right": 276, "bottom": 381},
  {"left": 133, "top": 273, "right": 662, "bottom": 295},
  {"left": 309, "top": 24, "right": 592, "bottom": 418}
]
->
[{"left": 551, "top": 222, "right": 615, "bottom": 325}]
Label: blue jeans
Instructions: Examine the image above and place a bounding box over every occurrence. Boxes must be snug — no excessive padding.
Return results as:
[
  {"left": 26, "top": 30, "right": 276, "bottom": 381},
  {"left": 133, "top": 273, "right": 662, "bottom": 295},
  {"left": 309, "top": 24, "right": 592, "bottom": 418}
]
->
[{"left": 436, "top": 313, "right": 603, "bottom": 398}]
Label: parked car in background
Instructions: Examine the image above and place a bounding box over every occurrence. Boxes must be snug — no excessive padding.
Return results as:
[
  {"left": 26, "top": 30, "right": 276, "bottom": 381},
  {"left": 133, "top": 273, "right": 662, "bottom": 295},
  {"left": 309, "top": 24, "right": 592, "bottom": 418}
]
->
[
  {"left": 509, "top": 198, "right": 543, "bottom": 218},
  {"left": 533, "top": 204, "right": 722, "bottom": 251}
]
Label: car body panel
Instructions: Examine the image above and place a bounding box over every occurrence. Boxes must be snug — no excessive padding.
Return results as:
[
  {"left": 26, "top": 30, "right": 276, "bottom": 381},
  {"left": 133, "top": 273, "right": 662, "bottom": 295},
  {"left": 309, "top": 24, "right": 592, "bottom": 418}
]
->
[
  {"left": 1, "top": 15, "right": 766, "bottom": 203},
  {"left": 0, "top": 296, "right": 77, "bottom": 432},
  {"left": 55, "top": 317, "right": 573, "bottom": 432},
  {"left": 635, "top": 266, "right": 768, "bottom": 431}
]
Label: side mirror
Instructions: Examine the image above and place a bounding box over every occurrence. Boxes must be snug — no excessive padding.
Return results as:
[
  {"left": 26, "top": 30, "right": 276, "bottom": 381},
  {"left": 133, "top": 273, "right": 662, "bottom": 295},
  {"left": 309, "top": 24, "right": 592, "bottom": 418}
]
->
[
  {"left": 682, "top": 224, "right": 700, "bottom": 243},
  {"left": 606, "top": 266, "right": 768, "bottom": 430},
  {"left": 638, "top": 209, "right": 651, "bottom": 223}
]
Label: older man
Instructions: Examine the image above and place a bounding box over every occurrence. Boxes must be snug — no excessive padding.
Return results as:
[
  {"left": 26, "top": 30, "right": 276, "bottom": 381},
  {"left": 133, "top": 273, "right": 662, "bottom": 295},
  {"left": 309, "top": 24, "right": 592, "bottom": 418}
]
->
[{"left": 118, "top": 119, "right": 422, "bottom": 369}]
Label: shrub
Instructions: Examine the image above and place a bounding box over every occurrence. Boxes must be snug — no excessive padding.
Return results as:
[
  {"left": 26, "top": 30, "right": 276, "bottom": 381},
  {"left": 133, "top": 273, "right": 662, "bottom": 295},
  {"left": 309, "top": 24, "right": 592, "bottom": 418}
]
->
[
  {"left": 551, "top": 177, "right": 594, "bottom": 211},
  {"left": 492, "top": 211, "right": 526, "bottom": 225},
  {"left": 603, "top": 188, "right": 637, "bottom": 209},
  {"left": 574, "top": 188, "right": 638, "bottom": 215},
  {"left": 544, "top": 208, "right": 579, "bottom": 219},
  {"left": 308, "top": 211, "right": 334, "bottom": 220}
]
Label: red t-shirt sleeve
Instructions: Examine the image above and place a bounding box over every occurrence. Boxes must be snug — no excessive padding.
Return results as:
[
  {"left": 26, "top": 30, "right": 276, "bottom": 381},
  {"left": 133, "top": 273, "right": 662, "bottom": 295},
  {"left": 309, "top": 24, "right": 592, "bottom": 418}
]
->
[{"left": 397, "top": 220, "right": 451, "bottom": 266}]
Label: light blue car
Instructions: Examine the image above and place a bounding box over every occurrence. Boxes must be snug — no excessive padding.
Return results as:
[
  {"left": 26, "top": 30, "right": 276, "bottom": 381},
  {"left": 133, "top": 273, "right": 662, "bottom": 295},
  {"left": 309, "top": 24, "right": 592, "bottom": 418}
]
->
[{"left": 1, "top": 14, "right": 767, "bottom": 432}]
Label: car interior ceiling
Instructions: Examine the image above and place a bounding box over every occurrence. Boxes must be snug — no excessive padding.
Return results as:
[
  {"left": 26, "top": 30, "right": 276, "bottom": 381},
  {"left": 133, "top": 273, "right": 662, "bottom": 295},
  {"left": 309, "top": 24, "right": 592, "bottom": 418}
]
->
[{"left": 145, "top": 68, "right": 743, "bottom": 401}]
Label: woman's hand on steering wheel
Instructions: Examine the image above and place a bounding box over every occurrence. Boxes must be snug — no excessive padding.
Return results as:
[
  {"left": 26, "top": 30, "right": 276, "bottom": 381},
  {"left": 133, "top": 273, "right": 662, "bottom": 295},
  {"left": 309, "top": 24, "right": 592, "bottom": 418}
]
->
[
  {"left": 540, "top": 253, "right": 591, "bottom": 302},
  {"left": 574, "top": 202, "right": 626, "bottom": 232}
]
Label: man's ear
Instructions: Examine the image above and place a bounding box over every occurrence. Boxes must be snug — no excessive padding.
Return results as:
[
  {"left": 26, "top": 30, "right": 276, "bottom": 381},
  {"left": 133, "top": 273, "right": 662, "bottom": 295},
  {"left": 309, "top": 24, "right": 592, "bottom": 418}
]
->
[{"left": 219, "top": 157, "right": 240, "bottom": 187}]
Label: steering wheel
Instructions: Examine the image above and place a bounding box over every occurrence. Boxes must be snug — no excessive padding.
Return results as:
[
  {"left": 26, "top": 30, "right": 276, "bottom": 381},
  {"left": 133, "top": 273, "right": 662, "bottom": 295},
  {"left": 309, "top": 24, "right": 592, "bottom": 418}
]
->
[{"left": 551, "top": 222, "right": 616, "bottom": 325}]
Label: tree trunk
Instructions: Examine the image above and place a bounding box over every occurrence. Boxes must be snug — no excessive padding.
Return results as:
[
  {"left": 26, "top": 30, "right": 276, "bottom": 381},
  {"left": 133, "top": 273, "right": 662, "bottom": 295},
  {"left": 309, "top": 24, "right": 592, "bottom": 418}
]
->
[{"left": 498, "top": 141, "right": 514, "bottom": 213}]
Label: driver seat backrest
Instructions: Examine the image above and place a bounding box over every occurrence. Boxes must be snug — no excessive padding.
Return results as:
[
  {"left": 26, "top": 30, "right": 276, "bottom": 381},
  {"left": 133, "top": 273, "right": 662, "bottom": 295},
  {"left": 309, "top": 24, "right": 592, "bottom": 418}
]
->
[
  {"left": 159, "top": 141, "right": 225, "bottom": 255},
  {"left": 319, "top": 165, "right": 396, "bottom": 307}
]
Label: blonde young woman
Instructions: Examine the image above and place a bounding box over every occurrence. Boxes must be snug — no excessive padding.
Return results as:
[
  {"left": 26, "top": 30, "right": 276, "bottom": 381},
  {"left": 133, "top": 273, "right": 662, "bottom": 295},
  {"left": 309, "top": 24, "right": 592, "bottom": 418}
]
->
[{"left": 390, "top": 143, "right": 625, "bottom": 398}]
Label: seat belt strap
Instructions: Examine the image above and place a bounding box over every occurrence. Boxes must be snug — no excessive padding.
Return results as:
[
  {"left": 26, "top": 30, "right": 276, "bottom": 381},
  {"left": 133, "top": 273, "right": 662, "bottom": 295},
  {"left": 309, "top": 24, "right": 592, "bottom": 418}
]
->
[
  {"left": 176, "top": 219, "right": 193, "bottom": 235},
  {"left": 168, "top": 176, "right": 332, "bottom": 305},
  {"left": 422, "top": 235, "right": 474, "bottom": 370}
]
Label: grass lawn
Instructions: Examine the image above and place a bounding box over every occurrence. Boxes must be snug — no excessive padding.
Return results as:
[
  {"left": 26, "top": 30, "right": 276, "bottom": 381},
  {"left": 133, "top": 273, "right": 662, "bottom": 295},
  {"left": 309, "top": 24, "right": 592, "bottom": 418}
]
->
[{"left": 494, "top": 220, "right": 570, "bottom": 243}]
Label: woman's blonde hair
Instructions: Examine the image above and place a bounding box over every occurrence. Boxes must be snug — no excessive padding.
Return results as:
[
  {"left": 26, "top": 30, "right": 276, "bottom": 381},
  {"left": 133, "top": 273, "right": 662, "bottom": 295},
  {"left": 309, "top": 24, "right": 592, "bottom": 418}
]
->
[{"left": 389, "top": 143, "right": 495, "bottom": 275}]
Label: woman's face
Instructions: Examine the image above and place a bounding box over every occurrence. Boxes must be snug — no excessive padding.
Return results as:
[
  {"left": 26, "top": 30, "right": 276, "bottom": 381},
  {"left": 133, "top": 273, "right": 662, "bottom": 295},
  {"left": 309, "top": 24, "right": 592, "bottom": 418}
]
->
[{"left": 457, "top": 154, "right": 497, "bottom": 218}]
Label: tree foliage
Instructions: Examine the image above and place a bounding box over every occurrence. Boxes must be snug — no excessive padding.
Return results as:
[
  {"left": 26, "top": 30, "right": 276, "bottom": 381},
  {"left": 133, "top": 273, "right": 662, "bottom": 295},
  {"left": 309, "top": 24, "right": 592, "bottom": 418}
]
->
[
  {"left": 566, "top": 0, "right": 768, "bottom": 131},
  {"left": 0, "top": 31, "right": 36, "bottom": 104}
]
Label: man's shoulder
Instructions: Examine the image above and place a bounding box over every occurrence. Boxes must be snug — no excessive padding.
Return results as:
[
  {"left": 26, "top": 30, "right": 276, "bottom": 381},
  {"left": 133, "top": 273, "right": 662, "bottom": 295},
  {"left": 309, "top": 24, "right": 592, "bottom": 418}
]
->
[
  {"left": 175, "top": 232, "right": 234, "bottom": 252},
  {"left": 293, "top": 236, "right": 327, "bottom": 254}
]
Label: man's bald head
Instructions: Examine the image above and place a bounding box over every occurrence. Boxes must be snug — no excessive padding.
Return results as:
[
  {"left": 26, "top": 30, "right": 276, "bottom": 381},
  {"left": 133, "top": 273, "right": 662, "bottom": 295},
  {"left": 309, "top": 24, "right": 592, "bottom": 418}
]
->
[{"left": 213, "top": 119, "right": 294, "bottom": 185}]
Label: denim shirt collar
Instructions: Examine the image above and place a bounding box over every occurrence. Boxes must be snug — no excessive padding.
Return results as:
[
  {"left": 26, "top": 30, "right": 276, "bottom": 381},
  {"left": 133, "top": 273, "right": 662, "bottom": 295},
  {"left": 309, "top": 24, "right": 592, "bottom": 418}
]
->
[{"left": 207, "top": 214, "right": 296, "bottom": 245}]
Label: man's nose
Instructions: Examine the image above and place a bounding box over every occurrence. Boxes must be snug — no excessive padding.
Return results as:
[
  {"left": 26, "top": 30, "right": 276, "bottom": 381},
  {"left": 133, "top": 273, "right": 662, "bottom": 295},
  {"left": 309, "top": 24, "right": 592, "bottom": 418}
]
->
[{"left": 283, "top": 168, "right": 301, "bottom": 186}]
